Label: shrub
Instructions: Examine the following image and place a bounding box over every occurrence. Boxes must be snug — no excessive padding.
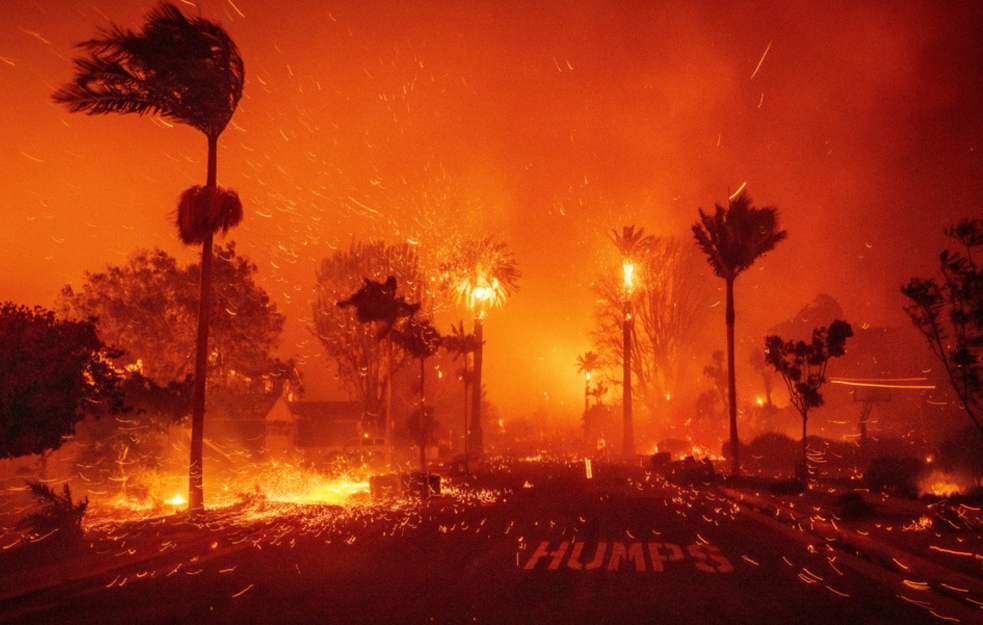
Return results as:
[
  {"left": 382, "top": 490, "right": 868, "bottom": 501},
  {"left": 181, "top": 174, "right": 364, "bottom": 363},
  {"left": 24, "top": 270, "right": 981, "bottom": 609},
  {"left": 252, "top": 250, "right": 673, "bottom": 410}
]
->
[
  {"left": 864, "top": 456, "right": 924, "bottom": 499},
  {"left": 835, "top": 490, "right": 874, "bottom": 519},
  {"left": 17, "top": 480, "right": 88, "bottom": 543}
]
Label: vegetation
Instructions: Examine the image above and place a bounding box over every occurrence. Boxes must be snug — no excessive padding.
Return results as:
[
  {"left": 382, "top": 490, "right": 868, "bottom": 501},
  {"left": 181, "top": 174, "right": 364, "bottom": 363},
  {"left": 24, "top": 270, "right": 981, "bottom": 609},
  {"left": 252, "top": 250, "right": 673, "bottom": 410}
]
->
[
  {"left": 57, "top": 245, "right": 293, "bottom": 485},
  {"left": 0, "top": 304, "right": 124, "bottom": 460},
  {"left": 902, "top": 219, "right": 983, "bottom": 439},
  {"left": 53, "top": 1, "right": 246, "bottom": 514},
  {"left": 593, "top": 238, "right": 714, "bottom": 425},
  {"left": 693, "top": 190, "right": 787, "bottom": 476},
  {"left": 17, "top": 481, "right": 88, "bottom": 544},
  {"left": 392, "top": 317, "right": 442, "bottom": 480},
  {"left": 314, "top": 241, "right": 428, "bottom": 434},
  {"left": 439, "top": 237, "right": 520, "bottom": 455},
  {"left": 765, "top": 319, "right": 853, "bottom": 481}
]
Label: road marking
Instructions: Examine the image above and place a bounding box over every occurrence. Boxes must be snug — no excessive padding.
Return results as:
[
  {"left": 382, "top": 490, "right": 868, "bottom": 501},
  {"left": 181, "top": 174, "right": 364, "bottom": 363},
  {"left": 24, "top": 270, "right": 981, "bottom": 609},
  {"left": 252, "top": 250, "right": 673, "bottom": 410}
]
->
[{"left": 523, "top": 541, "right": 734, "bottom": 573}]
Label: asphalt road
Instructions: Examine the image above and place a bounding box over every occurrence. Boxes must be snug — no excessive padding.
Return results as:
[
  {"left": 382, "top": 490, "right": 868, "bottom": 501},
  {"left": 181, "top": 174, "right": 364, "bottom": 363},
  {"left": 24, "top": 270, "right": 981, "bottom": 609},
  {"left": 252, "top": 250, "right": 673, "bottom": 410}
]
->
[{"left": 1, "top": 460, "right": 977, "bottom": 624}]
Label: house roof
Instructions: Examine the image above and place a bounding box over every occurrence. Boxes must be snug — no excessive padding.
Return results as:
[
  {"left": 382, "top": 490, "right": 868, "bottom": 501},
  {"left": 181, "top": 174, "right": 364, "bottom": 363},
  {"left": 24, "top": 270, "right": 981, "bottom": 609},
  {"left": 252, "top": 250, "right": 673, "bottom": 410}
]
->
[{"left": 264, "top": 399, "right": 366, "bottom": 449}]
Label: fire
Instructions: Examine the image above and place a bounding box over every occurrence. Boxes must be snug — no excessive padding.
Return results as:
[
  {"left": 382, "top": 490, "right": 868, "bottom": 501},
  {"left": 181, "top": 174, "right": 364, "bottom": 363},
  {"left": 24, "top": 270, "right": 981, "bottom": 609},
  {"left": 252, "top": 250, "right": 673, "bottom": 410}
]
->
[
  {"left": 919, "top": 470, "right": 971, "bottom": 497},
  {"left": 622, "top": 261, "right": 634, "bottom": 291},
  {"left": 166, "top": 492, "right": 186, "bottom": 507}
]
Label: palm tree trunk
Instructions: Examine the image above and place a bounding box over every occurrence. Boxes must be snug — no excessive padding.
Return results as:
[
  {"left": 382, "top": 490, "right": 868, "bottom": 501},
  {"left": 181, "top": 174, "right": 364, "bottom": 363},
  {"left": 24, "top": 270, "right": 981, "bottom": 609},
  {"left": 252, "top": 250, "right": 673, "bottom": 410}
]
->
[
  {"left": 623, "top": 298, "right": 635, "bottom": 456},
  {"left": 385, "top": 336, "right": 394, "bottom": 466},
  {"left": 726, "top": 277, "right": 739, "bottom": 478},
  {"left": 470, "top": 318, "right": 484, "bottom": 455},
  {"left": 188, "top": 135, "right": 218, "bottom": 516},
  {"left": 419, "top": 356, "right": 428, "bottom": 497},
  {"left": 463, "top": 360, "right": 470, "bottom": 473},
  {"left": 802, "top": 411, "right": 808, "bottom": 485}
]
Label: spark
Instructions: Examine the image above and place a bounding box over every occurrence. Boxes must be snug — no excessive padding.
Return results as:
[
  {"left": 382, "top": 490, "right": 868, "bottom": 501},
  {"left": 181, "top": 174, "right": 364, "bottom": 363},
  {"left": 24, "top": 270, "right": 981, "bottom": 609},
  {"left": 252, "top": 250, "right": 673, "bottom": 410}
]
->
[
  {"left": 750, "top": 39, "right": 773, "bottom": 79},
  {"left": 728, "top": 182, "right": 747, "bottom": 200}
]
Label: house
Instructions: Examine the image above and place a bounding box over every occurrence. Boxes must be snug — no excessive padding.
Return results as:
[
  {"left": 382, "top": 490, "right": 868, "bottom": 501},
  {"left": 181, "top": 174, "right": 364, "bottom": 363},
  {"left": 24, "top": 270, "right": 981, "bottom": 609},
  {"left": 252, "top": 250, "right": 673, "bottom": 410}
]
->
[{"left": 264, "top": 395, "right": 365, "bottom": 462}]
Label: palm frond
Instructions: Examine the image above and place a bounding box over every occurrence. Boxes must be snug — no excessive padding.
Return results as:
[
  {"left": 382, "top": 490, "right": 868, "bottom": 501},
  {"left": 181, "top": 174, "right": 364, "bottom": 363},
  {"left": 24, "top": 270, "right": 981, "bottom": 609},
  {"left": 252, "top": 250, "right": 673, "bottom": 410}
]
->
[
  {"left": 176, "top": 185, "right": 243, "bottom": 245},
  {"left": 691, "top": 190, "right": 787, "bottom": 280},
  {"left": 53, "top": 2, "right": 244, "bottom": 138}
]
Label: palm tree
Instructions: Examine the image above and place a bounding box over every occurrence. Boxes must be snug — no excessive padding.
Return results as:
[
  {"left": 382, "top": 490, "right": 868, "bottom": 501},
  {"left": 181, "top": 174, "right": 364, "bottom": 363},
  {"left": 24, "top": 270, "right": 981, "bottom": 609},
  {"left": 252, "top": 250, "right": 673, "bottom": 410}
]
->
[
  {"left": 692, "top": 190, "right": 787, "bottom": 477},
  {"left": 439, "top": 237, "right": 520, "bottom": 455},
  {"left": 53, "top": 3, "right": 245, "bottom": 515},
  {"left": 392, "top": 317, "right": 441, "bottom": 494},
  {"left": 575, "top": 351, "right": 603, "bottom": 416},
  {"left": 609, "top": 226, "right": 657, "bottom": 456},
  {"left": 443, "top": 321, "right": 482, "bottom": 463},
  {"left": 339, "top": 276, "right": 420, "bottom": 466}
]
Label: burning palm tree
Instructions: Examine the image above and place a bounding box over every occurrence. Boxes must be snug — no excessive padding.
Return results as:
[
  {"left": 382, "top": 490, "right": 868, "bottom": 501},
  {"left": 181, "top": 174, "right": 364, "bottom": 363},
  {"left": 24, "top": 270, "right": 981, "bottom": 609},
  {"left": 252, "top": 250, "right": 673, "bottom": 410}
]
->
[
  {"left": 53, "top": 2, "right": 245, "bottom": 515},
  {"left": 609, "top": 226, "right": 657, "bottom": 456},
  {"left": 575, "top": 351, "right": 603, "bottom": 416},
  {"left": 439, "top": 237, "right": 520, "bottom": 455},
  {"left": 692, "top": 190, "right": 787, "bottom": 477}
]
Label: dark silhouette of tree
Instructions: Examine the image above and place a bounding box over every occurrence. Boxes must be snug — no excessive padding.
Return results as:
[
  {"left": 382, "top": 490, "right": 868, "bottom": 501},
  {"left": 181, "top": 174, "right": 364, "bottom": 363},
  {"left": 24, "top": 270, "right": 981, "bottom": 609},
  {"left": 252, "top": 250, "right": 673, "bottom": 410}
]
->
[
  {"left": 902, "top": 219, "right": 983, "bottom": 439},
  {"left": 439, "top": 237, "right": 520, "bottom": 455},
  {"left": 692, "top": 190, "right": 787, "bottom": 477},
  {"left": 392, "top": 317, "right": 442, "bottom": 488},
  {"left": 765, "top": 320, "right": 853, "bottom": 482},
  {"left": 0, "top": 303, "right": 124, "bottom": 460},
  {"left": 336, "top": 273, "right": 422, "bottom": 464},
  {"left": 575, "top": 351, "right": 603, "bottom": 417},
  {"left": 608, "top": 226, "right": 658, "bottom": 456},
  {"left": 442, "top": 321, "right": 482, "bottom": 461},
  {"left": 314, "top": 241, "right": 427, "bottom": 444},
  {"left": 53, "top": 2, "right": 245, "bottom": 515},
  {"left": 704, "top": 350, "right": 728, "bottom": 410}
]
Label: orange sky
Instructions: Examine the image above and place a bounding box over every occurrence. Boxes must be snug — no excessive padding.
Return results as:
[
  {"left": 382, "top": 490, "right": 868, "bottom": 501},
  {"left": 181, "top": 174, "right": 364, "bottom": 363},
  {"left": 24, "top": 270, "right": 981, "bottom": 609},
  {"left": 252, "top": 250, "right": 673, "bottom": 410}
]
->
[{"left": 2, "top": 0, "right": 982, "bottom": 418}]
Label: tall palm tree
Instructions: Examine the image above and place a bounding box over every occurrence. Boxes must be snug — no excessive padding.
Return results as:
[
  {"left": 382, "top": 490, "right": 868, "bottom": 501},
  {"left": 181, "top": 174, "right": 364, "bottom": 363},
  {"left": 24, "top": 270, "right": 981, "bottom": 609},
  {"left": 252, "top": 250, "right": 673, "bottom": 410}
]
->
[
  {"left": 609, "top": 226, "right": 657, "bottom": 456},
  {"left": 439, "top": 237, "right": 520, "bottom": 456},
  {"left": 443, "top": 321, "right": 482, "bottom": 462},
  {"left": 53, "top": 2, "right": 245, "bottom": 515},
  {"left": 575, "top": 351, "right": 603, "bottom": 416},
  {"left": 692, "top": 190, "right": 787, "bottom": 477}
]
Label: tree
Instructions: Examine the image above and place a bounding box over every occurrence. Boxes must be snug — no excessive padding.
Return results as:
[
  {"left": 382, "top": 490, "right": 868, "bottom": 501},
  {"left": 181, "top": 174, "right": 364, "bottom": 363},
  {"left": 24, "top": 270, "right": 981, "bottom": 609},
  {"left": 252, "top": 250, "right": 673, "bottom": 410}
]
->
[
  {"left": 608, "top": 226, "right": 658, "bottom": 456},
  {"left": 692, "top": 190, "right": 787, "bottom": 477},
  {"left": 58, "top": 245, "right": 292, "bottom": 484},
  {"left": 336, "top": 272, "right": 423, "bottom": 466},
  {"left": 749, "top": 349, "right": 775, "bottom": 407},
  {"left": 0, "top": 304, "right": 124, "bottom": 460},
  {"left": 765, "top": 320, "right": 853, "bottom": 482},
  {"left": 593, "top": 238, "right": 714, "bottom": 421},
  {"left": 392, "top": 317, "right": 442, "bottom": 487},
  {"left": 902, "top": 219, "right": 983, "bottom": 439},
  {"left": 54, "top": 2, "right": 246, "bottom": 515},
  {"left": 313, "top": 241, "right": 428, "bottom": 435},
  {"left": 442, "top": 321, "right": 482, "bottom": 462},
  {"left": 575, "top": 351, "right": 603, "bottom": 417},
  {"left": 439, "top": 237, "right": 520, "bottom": 455}
]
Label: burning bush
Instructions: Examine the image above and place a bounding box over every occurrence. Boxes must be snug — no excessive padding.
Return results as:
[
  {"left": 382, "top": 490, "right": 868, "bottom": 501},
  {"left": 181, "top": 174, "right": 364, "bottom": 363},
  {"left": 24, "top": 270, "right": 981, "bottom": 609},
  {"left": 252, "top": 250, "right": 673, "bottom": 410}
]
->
[{"left": 17, "top": 480, "right": 88, "bottom": 544}]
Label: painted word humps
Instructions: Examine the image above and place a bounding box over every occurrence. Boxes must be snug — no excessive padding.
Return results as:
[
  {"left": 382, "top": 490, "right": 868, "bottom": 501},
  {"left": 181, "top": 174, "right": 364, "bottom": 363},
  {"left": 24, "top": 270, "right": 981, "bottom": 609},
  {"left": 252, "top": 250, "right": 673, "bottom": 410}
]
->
[{"left": 523, "top": 541, "right": 734, "bottom": 573}]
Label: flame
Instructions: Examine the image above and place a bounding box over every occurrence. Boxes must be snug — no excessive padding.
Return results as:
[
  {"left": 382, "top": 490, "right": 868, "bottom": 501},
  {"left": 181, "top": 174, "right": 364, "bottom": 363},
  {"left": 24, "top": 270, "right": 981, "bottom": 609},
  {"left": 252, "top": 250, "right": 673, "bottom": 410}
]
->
[
  {"left": 165, "top": 492, "right": 186, "bottom": 507},
  {"left": 622, "top": 261, "right": 634, "bottom": 291},
  {"left": 919, "top": 470, "right": 971, "bottom": 497}
]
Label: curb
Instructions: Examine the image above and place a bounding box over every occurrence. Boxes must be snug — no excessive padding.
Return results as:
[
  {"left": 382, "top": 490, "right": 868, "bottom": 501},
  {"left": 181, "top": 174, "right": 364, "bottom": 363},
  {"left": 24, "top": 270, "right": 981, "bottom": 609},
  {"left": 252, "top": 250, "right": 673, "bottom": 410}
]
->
[{"left": 719, "top": 486, "right": 983, "bottom": 605}]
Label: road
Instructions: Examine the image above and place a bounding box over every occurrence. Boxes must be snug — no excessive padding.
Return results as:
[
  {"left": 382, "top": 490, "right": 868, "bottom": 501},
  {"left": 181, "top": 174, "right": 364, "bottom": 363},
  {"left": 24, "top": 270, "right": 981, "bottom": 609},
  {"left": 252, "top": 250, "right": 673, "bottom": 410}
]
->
[{"left": 0, "top": 460, "right": 977, "bottom": 624}]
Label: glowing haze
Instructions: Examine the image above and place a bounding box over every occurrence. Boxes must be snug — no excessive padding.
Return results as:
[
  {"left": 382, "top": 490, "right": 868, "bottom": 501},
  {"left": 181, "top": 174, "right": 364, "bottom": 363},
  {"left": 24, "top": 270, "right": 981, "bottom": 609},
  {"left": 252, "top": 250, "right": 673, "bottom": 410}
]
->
[{"left": 2, "top": 0, "right": 981, "bottom": 416}]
